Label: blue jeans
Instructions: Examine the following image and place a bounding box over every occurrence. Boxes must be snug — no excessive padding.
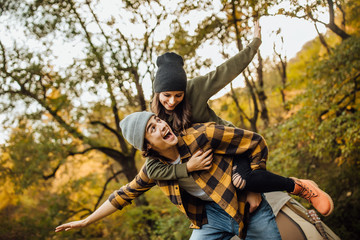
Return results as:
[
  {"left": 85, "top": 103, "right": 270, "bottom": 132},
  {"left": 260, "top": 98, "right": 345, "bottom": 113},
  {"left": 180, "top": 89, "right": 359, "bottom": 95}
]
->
[{"left": 189, "top": 196, "right": 281, "bottom": 240}]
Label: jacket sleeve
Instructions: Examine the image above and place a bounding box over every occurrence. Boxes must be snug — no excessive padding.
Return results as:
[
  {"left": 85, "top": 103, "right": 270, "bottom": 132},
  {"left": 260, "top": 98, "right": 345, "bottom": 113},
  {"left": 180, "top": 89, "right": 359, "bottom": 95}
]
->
[
  {"left": 108, "top": 165, "right": 156, "bottom": 210},
  {"left": 145, "top": 158, "right": 189, "bottom": 180},
  {"left": 187, "top": 38, "right": 261, "bottom": 103},
  {"left": 204, "top": 123, "right": 267, "bottom": 170}
]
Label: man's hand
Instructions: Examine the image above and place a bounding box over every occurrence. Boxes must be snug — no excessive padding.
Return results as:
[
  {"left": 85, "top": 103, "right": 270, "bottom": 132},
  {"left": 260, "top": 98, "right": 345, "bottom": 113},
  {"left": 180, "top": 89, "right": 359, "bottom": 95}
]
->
[
  {"left": 254, "top": 20, "right": 261, "bottom": 40},
  {"left": 55, "top": 219, "right": 88, "bottom": 232},
  {"left": 55, "top": 200, "right": 117, "bottom": 233},
  {"left": 246, "top": 192, "right": 262, "bottom": 213},
  {"left": 186, "top": 149, "right": 213, "bottom": 172}
]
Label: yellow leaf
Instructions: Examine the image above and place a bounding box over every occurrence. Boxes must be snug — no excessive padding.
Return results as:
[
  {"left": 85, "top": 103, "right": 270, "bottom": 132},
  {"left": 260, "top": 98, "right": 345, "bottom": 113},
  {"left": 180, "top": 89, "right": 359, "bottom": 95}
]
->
[
  {"left": 335, "top": 137, "right": 343, "bottom": 144},
  {"left": 2, "top": 152, "right": 10, "bottom": 161},
  {"left": 335, "top": 156, "right": 345, "bottom": 166},
  {"left": 47, "top": 88, "right": 61, "bottom": 100}
]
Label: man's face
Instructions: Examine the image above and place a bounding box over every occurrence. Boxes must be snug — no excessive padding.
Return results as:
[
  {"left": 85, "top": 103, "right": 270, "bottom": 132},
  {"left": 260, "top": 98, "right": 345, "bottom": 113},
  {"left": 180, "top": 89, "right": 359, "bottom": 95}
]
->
[{"left": 145, "top": 116, "right": 178, "bottom": 152}]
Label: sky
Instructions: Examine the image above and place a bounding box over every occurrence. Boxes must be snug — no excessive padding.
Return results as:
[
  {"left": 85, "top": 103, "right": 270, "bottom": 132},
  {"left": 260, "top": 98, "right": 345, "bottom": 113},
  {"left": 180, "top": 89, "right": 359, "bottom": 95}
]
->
[
  {"left": 196, "top": 14, "right": 327, "bottom": 99},
  {"left": 0, "top": 1, "right": 328, "bottom": 145}
]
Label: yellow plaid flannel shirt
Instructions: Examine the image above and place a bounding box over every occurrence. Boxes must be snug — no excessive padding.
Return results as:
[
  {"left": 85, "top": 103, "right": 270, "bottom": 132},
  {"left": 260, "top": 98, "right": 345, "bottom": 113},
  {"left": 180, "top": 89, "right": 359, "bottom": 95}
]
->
[{"left": 109, "top": 122, "right": 268, "bottom": 237}]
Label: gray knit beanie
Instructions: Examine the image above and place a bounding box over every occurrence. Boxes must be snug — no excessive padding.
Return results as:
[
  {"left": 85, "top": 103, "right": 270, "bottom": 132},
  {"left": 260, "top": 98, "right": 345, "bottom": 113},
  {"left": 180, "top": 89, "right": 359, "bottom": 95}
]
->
[
  {"left": 120, "top": 111, "right": 155, "bottom": 151},
  {"left": 154, "top": 52, "right": 187, "bottom": 93}
]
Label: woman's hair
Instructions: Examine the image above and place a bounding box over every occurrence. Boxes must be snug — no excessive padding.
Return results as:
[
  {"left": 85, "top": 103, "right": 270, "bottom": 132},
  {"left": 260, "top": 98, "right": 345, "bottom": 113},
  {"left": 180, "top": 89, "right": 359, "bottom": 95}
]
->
[{"left": 151, "top": 93, "right": 192, "bottom": 134}]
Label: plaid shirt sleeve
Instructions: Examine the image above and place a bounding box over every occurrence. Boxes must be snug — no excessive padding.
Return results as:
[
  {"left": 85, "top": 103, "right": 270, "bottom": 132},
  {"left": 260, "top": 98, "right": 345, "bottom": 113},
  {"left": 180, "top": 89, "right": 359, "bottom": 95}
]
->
[
  {"left": 204, "top": 123, "right": 268, "bottom": 170},
  {"left": 108, "top": 165, "right": 156, "bottom": 210}
]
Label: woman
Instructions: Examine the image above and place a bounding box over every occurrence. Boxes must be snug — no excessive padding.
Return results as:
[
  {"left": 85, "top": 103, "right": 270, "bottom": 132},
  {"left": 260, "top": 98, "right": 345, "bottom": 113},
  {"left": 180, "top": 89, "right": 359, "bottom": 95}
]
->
[{"left": 151, "top": 21, "right": 261, "bottom": 133}]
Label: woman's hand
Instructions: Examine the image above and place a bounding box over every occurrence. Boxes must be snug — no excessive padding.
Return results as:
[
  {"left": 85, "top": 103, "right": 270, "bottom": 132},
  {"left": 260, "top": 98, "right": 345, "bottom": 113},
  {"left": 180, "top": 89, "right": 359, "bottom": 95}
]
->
[
  {"left": 186, "top": 149, "right": 213, "bottom": 172},
  {"left": 55, "top": 219, "right": 88, "bottom": 232},
  {"left": 254, "top": 20, "right": 261, "bottom": 40},
  {"left": 246, "top": 192, "right": 262, "bottom": 213}
]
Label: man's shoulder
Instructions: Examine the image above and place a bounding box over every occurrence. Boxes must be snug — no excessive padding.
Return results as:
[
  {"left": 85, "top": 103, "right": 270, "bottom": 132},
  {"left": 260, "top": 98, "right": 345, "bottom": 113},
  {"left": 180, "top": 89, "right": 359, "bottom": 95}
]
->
[
  {"left": 182, "top": 122, "right": 217, "bottom": 139},
  {"left": 179, "top": 122, "right": 216, "bottom": 151},
  {"left": 187, "top": 122, "right": 215, "bottom": 131}
]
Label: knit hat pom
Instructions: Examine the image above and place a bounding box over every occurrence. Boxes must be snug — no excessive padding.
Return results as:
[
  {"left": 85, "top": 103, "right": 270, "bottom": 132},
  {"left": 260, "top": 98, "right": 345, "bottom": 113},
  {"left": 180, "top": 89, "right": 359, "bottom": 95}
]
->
[{"left": 154, "top": 52, "right": 187, "bottom": 93}]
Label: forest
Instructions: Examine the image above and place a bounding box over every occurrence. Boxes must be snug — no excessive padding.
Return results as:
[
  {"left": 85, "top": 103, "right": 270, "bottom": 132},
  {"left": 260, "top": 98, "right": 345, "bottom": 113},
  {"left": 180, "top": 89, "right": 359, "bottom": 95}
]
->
[{"left": 0, "top": 0, "right": 359, "bottom": 239}]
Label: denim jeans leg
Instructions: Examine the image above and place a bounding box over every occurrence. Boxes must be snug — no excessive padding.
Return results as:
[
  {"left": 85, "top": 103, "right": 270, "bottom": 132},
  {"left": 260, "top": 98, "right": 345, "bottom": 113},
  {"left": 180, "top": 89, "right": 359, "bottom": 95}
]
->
[
  {"left": 244, "top": 195, "right": 281, "bottom": 240},
  {"left": 190, "top": 202, "right": 238, "bottom": 240}
]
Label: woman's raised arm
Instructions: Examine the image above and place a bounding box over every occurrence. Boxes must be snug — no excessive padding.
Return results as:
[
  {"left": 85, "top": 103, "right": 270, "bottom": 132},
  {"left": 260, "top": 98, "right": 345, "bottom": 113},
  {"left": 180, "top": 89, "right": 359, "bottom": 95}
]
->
[{"left": 187, "top": 20, "right": 262, "bottom": 102}]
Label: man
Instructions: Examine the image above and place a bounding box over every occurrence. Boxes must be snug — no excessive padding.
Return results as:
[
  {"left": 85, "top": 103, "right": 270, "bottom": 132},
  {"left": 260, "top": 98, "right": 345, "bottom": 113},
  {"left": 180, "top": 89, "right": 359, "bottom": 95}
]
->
[{"left": 56, "top": 112, "right": 332, "bottom": 239}]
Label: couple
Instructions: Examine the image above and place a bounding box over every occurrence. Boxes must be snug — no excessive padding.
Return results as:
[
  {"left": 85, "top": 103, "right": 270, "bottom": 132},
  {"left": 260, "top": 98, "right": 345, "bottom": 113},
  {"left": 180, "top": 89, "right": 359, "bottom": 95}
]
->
[{"left": 55, "top": 21, "right": 333, "bottom": 239}]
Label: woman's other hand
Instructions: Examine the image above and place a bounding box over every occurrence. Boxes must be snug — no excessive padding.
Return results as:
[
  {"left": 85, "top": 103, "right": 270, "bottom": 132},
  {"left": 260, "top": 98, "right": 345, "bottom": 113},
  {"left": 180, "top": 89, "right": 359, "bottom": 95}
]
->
[
  {"left": 186, "top": 149, "right": 213, "bottom": 172},
  {"left": 254, "top": 20, "right": 261, "bottom": 40}
]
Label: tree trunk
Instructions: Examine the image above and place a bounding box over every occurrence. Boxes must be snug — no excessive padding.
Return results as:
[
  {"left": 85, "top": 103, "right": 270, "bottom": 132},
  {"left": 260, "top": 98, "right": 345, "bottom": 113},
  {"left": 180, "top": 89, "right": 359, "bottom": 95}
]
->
[
  {"left": 243, "top": 73, "right": 259, "bottom": 132},
  {"left": 256, "top": 50, "right": 269, "bottom": 127},
  {"left": 326, "top": 0, "right": 350, "bottom": 40}
]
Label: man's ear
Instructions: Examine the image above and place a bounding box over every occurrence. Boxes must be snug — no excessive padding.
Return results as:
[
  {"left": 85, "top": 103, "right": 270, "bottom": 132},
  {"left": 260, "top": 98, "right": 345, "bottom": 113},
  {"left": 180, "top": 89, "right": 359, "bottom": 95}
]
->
[{"left": 146, "top": 143, "right": 151, "bottom": 150}]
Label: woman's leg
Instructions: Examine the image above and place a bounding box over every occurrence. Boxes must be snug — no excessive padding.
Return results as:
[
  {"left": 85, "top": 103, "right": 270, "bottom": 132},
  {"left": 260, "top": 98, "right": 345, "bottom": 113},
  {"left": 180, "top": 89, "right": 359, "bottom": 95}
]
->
[
  {"left": 232, "top": 154, "right": 294, "bottom": 192},
  {"left": 243, "top": 169, "right": 295, "bottom": 193},
  {"left": 232, "top": 158, "right": 333, "bottom": 216}
]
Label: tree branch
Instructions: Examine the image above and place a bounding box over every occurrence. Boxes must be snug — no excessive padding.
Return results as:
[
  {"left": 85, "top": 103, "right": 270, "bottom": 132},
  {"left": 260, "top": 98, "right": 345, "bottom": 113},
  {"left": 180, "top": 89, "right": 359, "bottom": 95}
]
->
[
  {"left": 335, "top": 0, "right": 346, "bottom": 29},
  {"left": 93, "top": 170, "right": 124, "bottom": 210},
  {"left": 90, "top": 120, "right": 118, "bottom": 137},
  {"left": 69, "top": 146, "right": 127, "bottom": 162},
  {"left": 326, "top": 0, "right": 350, "bottom": 40},
  {"left": 0, "top": 39, "right": 8, "bottom": 74},
  {"left": 319, "top": 74, "right": 360, "bottom": 121},
  {"left": 90, "top": 120, "right": 129, "bottom": 153},
  {"left": 243, "top": 71, "right": 259, "bottom": 132},
  {"left": 69, "top": 0, "right": 130, "bottom": 153},
  {"left": 230, "top": 83, "right": 250, "bottom": 121},
  {"left": 43, "top": 161, "right": 62, "bottom": 180},
  {"left": 314, "top": 22, "right": 331, "bottom": 54},
  {"left": 231, "top": 0, "right": 243, "bottom": 51}
]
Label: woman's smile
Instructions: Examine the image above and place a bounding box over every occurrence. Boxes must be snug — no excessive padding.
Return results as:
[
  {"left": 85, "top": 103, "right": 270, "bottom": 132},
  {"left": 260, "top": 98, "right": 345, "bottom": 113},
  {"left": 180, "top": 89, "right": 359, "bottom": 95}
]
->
[{"left": 159, "top": 91, "right": 185, "bottom": 111}]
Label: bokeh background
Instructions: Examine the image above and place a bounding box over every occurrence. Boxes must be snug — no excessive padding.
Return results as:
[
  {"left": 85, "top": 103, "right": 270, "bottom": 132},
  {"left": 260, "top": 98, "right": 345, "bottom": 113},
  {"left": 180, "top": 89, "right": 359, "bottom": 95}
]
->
[{"left": 0, "top": 0, "right": 359, "bottom": 239}]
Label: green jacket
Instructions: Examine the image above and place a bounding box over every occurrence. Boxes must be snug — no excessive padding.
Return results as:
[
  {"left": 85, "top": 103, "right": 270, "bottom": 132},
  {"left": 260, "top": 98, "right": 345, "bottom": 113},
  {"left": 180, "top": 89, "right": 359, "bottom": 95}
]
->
[
  {"left": 187, "top": 38, "right": 261, "bottom": 125},
  {"left": 147, "top": 38, "right": 262, "bottom": 179}
]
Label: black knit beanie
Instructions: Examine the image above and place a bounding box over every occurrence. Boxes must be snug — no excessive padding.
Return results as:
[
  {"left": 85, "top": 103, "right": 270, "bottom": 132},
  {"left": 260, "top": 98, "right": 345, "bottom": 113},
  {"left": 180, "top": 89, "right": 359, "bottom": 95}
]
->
[{"left": 154, "top": 52, "right": 187, "bottom": 93}]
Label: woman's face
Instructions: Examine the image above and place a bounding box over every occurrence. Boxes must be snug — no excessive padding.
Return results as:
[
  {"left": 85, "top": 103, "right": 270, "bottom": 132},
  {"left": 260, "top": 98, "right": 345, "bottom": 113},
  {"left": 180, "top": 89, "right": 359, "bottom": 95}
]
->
[
  {"left": 145, "top": 116, "right": 178, "bottom": 152},
  {"left": 159, "top": 91, "right": 185, "bottom": 111}
]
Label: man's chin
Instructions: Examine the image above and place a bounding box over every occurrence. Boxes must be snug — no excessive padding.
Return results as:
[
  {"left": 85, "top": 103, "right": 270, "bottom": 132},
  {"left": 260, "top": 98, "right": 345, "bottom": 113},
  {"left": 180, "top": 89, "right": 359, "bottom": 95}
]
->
[{"left": 166, "top": 137, "right": 178, "bottom": 146}]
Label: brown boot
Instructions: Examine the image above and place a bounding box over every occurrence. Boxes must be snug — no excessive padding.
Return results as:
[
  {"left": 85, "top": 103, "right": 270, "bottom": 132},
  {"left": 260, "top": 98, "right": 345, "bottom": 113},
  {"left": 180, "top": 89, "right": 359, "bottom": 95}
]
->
[{"left": 290, "top": 177, "right": 334, "bottom": 216}]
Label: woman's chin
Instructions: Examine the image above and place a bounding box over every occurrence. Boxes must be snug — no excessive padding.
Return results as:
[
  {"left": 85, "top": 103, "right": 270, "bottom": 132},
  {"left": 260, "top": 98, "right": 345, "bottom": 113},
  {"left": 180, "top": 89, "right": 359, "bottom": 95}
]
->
[
  {"left": 166, "top": 106, "right": 176, "bottom": 111},
  {"left": 165, "top": 107, "right": 175, "bottom": 113}
]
